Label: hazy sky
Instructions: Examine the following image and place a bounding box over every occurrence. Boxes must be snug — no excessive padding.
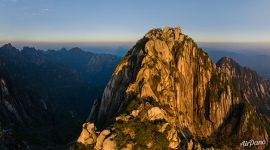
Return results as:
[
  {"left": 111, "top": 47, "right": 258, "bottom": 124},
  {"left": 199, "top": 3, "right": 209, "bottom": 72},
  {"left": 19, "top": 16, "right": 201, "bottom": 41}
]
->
[{"left": 1, "top": 0, "right": 270, "bottom": 43}]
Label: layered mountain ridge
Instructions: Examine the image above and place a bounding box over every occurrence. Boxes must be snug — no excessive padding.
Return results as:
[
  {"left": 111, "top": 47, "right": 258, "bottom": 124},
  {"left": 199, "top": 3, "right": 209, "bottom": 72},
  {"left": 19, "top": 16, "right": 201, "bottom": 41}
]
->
[
  {"left": 76, "top": 27, "right": 270, "bottom": 150},
  {"left": 0, "top": 44, "right": 120, "bottom": 149},
  {"left": 217, "top": 57, "right": 270, "bottom": 116}
]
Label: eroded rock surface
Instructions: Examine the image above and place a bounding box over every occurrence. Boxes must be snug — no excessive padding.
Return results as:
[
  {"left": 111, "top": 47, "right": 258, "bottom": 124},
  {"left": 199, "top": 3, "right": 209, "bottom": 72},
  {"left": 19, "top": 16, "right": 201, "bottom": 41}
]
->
[{"left": 76, "top": 27, "right": 270, "bottom": 150}]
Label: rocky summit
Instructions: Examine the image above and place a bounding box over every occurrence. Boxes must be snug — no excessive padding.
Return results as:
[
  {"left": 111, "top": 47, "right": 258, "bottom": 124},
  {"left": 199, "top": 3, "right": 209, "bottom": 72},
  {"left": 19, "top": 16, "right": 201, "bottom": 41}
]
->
[{"left": 75, "top": 27, "right": 270, "bottom": 150}]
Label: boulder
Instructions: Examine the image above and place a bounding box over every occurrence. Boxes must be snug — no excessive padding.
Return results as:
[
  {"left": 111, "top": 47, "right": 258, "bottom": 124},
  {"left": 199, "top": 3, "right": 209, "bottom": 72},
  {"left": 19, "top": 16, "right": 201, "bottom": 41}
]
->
[
  {"left": 147, "top": 107, "right": 166, "bottom": 121},
  {"left": 116, "top": 115, "right": 129, "bottom": 122},
  {"left": 77, "top": 123, "right": 97, "bottom": 145},
  {"left": 158, "top": 123, "right": 169, "bottom": 133},
  {"left": 77, "top": 128, "right": 90, "bottom": 144},
  {"left": 167, "top": 128, "right": 179, "bottom": 149},
  {"left": 94, "top": 130, "right": 111, "bottom": 150},
  {"left": 102, "top": 134, "right": 116, "bottom": 150},
  {"left": 131, "top": 110, "right": 140, "bottom": 118},
  {"left": 120, "top": 143, "right": 133, "bottom": 150}
]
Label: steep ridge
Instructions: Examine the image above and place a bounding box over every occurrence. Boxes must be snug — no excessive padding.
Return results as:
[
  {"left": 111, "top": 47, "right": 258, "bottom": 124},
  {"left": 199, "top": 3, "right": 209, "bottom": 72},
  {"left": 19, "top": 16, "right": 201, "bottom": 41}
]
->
[
  {"left": 217, "top": 57, "right": 270, "bottom": 116},
  {"left": 207, "top": 50, "right": 270, "bottom": 80},
  {"left": 76, "top": 27, "right": 269, "bottom": 149},
  {"left": 0, "top": 75, "right": 49, "bottom": 150},
  {"left": 0, "top": 44, "right": 120, "bottom": 148},
  {"left": 215, "top": 57, "right": 270, "bottom": 149},
  {"left": 0, "top": 45, "right": 51, "bottom": 128},
  {"left": 0, "top": 74, "right": 49, "bottom": 127},
  {"left": 0, "top": 44, "right": 120, "bottom": 125}
]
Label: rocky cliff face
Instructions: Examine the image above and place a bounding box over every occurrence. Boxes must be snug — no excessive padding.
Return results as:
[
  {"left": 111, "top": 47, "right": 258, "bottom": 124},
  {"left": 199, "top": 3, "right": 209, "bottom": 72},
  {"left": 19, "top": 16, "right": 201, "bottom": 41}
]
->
[
  {"left": 76, "top": 27, "right": 270, "bottom": 150},
  {"left": 0, "top": 75, "right": 48, "bottom": 149},
  {"left": 217, "top": 57, "right": 270, "bottom": 116},
  {"left": 0, "top": 75, "right": 49, "bottom": 128}
]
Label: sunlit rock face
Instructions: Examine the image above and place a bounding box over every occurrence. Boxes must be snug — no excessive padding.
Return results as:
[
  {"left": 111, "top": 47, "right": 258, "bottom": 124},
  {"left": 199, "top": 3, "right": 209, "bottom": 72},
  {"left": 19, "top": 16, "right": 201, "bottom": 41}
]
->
[
  {"left": 76, "top": 27, "right": 270, "bottom": 150},
  {"left": 93, "top": 27, "right": 236, "bottom": 136}
]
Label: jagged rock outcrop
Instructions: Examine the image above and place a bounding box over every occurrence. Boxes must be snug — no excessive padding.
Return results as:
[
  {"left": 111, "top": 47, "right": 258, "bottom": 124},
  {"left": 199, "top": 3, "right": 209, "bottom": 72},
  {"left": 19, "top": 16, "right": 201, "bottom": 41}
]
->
[
  {"left": 216, "top": 57, "right": 270, "bottom": 149},
  {"left": 76, "top": 27, "right": 270, "bottom": 149},
  {"left": 217, "top": 57, "right": 270, "bottom": 116},
  {"left": 77, "top": 123, "right": 97, "bottom": 145},
  {"left": 75, "top": 122, "right": 116, "bottom": 150}
]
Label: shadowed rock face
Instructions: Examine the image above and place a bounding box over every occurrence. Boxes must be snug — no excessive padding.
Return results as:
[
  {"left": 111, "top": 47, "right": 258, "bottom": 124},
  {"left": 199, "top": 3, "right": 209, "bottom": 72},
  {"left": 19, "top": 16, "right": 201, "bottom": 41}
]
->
[
  {"left": 77, "top": 27, "right": 270, "bottom": 150},
  {"left": 0, "top": 76, "right": 49, "bottom": 127},
  {"left": 0, "top": 75, "right": 49, "bottom": 150},
  {"left": 0, "top": 44, "right": 120, "bottom": 128},
  {"left": 217, "top": 57, "right": 270, "bottom": 116},
  {"left": 0, "top": 44, "right": 120, "bottom": 148}
]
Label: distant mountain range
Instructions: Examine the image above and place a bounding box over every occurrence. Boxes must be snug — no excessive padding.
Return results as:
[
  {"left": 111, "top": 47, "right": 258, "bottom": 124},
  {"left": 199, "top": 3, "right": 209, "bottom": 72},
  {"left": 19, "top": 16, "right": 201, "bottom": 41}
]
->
[
  {"left": 0, "top": 44, "right": 120, "bottom": 149},
  {"left": 1, "top": 39, "right": 269, "bottom": 149},
  {"left": 85, "top": 46, "right": 131, "bottom": 57},
  {"left": 79, "top": 44, "right": 270, "bottom": 80},
  {"left": 205, "top": 50, "right": 270, "bottom": 80}
]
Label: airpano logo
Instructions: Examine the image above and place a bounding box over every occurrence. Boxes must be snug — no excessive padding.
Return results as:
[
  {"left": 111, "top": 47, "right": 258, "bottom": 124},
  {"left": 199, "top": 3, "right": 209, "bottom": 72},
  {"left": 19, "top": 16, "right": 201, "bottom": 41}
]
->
[{"left": 240, "top": 139, "right": 266, "bottom": 147}]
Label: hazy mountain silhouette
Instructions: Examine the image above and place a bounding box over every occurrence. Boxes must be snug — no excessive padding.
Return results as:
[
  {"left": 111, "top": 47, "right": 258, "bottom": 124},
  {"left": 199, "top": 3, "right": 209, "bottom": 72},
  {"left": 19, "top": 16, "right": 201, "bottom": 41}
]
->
[
  {"left": 206, "top": 50, "right": 270, "bottom": 80},
  {"left": 0, "top": 44, "right": 120, "bottom": 149}
]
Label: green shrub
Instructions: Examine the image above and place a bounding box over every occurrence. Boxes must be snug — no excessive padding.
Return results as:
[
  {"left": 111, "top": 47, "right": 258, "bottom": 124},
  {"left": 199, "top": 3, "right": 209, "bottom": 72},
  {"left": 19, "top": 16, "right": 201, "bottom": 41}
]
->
[
  {"left": 68, "top": 143, "right": 94, "bottom": 150},
  {"left": 114, "top": 123, "right": 132, "bottom": 148},
  {"left": 126, "top": 99, "right": 140, "bottom": 113},
  {"left": 113, "top": 119, "right": 169, "bottom": 149},
  {"left": 208, "top": 72, "right": 229, "bottom": 102}
]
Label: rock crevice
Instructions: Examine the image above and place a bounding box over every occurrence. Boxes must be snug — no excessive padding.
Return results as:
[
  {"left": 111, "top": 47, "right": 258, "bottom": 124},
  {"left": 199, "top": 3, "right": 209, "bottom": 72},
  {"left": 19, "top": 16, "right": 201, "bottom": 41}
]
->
[{"left": 76, "top": 27, "right": 270, "bottom": 150}]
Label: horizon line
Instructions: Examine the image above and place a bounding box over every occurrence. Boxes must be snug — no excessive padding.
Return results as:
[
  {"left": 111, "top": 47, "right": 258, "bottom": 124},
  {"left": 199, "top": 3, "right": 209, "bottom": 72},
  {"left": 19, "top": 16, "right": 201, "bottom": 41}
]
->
[{"left": 1, "top": 40, "right": 270, "bottom": 44}]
